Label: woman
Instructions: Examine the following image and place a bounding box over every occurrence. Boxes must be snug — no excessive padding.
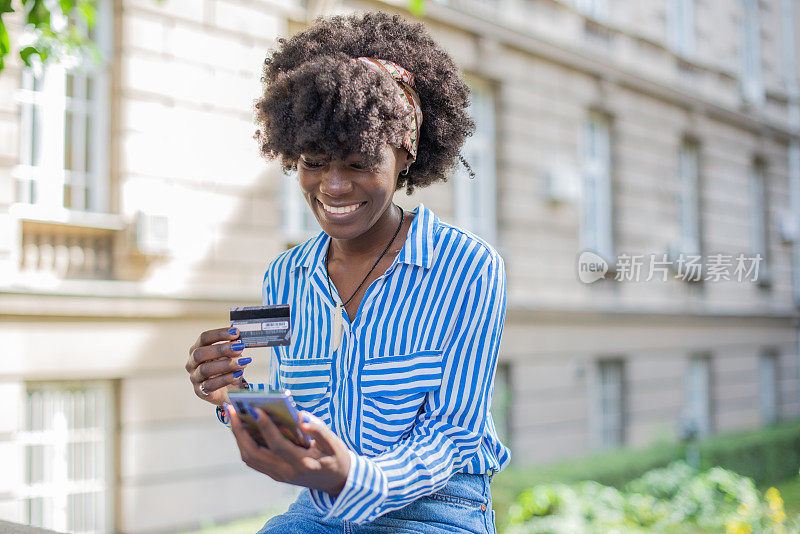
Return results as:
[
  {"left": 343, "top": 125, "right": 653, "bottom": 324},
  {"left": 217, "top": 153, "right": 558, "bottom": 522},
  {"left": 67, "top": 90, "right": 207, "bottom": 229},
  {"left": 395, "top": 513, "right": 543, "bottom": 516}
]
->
[{"left": 185, "top": 11, "right": 509, "bottom": 533}]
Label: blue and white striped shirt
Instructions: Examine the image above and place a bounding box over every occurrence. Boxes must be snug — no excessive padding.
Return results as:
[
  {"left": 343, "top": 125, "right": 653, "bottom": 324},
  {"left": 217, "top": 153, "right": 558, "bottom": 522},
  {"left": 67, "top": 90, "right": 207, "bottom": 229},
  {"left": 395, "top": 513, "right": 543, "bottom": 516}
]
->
[{"left": 249, "top": 203, "right": 510, "bottom": 523}]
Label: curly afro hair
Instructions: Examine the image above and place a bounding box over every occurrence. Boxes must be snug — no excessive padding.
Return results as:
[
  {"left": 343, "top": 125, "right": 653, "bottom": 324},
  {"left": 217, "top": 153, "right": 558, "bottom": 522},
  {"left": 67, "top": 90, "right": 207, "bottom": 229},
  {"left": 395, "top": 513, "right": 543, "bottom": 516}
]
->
[{"left": 254, "top": 11, "right": 475, "bottom": 195}]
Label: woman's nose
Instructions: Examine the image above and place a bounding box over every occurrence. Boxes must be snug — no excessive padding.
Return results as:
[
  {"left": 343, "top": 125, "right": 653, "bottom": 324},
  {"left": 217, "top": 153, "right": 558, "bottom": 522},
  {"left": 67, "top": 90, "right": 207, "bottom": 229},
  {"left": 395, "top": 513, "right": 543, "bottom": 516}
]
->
[{"left": 318, "top": 167, "right": 354, "bottom": 197}]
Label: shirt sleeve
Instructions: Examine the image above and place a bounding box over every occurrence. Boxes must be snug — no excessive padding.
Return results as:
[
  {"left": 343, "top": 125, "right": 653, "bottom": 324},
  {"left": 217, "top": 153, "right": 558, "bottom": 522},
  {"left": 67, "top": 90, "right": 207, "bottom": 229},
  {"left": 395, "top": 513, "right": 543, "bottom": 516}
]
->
[{"left": 308, "top": 251, "right": 507, "bottom": 523}]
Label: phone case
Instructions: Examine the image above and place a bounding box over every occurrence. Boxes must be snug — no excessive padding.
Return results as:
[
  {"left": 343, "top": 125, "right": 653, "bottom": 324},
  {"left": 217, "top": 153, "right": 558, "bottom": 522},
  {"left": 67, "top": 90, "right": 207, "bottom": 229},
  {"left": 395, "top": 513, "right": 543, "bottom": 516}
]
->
[{"left": 227, "top": 389, "right": 310, "bottom": 448}]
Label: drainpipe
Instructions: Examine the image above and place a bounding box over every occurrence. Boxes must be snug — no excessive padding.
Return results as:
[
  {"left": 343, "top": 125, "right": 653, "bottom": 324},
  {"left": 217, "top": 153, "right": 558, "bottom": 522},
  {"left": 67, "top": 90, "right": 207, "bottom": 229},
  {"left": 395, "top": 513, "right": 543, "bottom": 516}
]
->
[{"left": 782, "top": 0, "right": 800, "bottom": 413}]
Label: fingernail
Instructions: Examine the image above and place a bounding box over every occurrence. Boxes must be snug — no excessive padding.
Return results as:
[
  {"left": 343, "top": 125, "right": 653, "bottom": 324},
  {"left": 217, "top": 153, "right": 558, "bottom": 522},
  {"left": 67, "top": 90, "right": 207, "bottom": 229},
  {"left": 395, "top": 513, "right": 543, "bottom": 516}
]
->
[
  {"left": 228, "top": 327, "right": 238, "bottom": 335},
  {"left": 247, "top": 406, "right": 259, "bottom": 420},
  {"left": 237, "top": 357, "right": 252, "bottom": 365},
  {"left": 231, "top": 342, "right": 245, "bottom": 351},
  {"left": 226, "top": 403, "right": 235, "bottom": 415},
  {"left": 302, "top": 414, "right": 310, "bottom": 424},
  {"left": 233, "top": 370, "right": 243, "bottom": 378}
]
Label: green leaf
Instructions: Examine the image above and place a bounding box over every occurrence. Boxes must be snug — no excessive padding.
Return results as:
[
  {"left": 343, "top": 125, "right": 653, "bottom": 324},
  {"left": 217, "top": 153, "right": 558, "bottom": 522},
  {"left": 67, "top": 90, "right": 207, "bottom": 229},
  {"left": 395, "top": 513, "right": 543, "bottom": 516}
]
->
[
  {"left": 19, "top": 45, "right": 41, "bottom": 67},
  {"left": 0, "top": 0, "right": 14, "bottom": 15},
  {"left": 59, "top": 0, "right": 76, "bottom": 15},
  {"left": 0, "top": 18, "right": 9, "bottom": 55},
  {"left": 26, "top": 0, "right": 51, "bottom": 29},
  {"left": 77, "top": 0, "right": 96, "bottom": 28},
  {"left": 408, "top": 0, "right": 425, "bottom": 16}
]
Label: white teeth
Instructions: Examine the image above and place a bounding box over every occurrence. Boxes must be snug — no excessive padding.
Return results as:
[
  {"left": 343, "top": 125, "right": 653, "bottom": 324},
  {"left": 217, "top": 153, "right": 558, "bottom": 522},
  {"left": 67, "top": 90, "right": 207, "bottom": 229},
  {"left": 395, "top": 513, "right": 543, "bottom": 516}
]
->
[{"left": 321, "top": 202, "right": 362, "bottom": 215}]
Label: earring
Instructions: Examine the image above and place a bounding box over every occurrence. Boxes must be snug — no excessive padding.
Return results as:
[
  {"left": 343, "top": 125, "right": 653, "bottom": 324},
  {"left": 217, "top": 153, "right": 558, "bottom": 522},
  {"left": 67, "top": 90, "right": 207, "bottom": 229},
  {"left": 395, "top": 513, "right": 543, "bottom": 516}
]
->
[{"left": 401, "top": 166, "right": 410, "bottom": 176}]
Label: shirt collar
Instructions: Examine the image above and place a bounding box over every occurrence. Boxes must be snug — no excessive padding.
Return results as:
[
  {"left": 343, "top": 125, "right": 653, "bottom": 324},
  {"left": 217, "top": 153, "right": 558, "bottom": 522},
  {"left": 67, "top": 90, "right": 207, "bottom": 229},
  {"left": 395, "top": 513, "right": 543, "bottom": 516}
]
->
[{"left": 291, "top": 203, "right": 436, "bottom": 272}]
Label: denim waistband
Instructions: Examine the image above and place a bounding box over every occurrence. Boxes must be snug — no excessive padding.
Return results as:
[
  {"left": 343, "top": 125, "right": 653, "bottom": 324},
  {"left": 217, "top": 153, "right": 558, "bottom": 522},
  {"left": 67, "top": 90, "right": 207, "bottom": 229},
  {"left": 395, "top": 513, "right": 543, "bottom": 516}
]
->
[{"left": 433, "top": 472, "right": 493, "bottom": 507}]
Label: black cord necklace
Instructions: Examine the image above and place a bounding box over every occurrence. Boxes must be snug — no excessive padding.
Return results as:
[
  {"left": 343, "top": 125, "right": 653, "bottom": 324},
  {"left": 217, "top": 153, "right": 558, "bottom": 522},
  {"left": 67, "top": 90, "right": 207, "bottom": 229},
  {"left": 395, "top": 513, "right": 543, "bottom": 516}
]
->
[{"left": 325, "top": 204, "right": 404, "bottom": 353}]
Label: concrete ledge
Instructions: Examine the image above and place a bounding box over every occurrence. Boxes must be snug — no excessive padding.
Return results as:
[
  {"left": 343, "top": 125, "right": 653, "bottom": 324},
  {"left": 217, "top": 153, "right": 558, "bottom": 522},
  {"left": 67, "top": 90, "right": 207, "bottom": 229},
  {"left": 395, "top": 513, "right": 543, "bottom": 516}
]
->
[{"left": 0, "top": 521, "right": 63, "bottom": 534}]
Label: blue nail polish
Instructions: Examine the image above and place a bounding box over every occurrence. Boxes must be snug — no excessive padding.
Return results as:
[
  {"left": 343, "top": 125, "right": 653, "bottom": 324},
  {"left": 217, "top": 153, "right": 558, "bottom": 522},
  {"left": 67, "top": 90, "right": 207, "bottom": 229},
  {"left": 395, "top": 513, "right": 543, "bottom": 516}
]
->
[
  {"left": 231, "top": 342, "right": 245, "bottom": 351},
  {"left": 237, "top": 357, "right": 252, "bottom": 365},
  {"left": 302, "top": 414, "right": 310, "bottom": 424},
  {"left": 233, "top": 370, "right": 243, "bottom": 378},
  {"left": 228, "top": 327, "right": 238, "bottom": 335},
  {"left": 247, "top": 405, "right": 259, "bottom": 420}
]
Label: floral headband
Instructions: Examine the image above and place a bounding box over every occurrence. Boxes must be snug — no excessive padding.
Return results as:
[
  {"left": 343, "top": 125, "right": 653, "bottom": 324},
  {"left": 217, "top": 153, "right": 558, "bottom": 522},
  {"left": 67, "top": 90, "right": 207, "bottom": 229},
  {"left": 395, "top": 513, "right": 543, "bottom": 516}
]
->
[{"left": 354, "top": 57, "right": 423, "bottom": 161}]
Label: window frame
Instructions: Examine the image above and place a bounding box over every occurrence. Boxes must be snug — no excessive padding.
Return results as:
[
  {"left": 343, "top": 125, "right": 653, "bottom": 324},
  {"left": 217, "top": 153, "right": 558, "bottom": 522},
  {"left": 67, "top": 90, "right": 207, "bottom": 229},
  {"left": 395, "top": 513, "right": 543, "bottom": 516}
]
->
[
  {"left": 281, "top": 168, "right": 321, "bottom": 246},
  {"left": 593, "top": 358, "right": 626, "bottom": 449},
  {"left": 580, "top": 112, "right": 614, "bottom": 263},
  {"left": 576, "top": 0, "right": 608, "bottom": 21},
  {"left": 741, "top": 0, "right": 765, "bottom": 106},
  {"left": 18, "top": 380, "right": 115, "bottom": 533},
  {"left": 677, "top": 140, "right": 701, "bottom": 257},
  {"left": 490, "top": 361, "right": 512, "bottom": 448},
  {"left": 13, "top": 0, "right": 113, "bottom": 214},
  {"left": 453, "top": 76, "right": 497, "bottom": 245},
  {"left": 684, "top": 353, "right": 713, "bottom": 438},
  {"left": 749, "top": 159, "right": 771, "bottom": 284},
  {"left": 667, "top": 0, "right": 695, "bottom": 57},
  {"left": 759, "top": 349, "right": 779, "bottom": 425}
]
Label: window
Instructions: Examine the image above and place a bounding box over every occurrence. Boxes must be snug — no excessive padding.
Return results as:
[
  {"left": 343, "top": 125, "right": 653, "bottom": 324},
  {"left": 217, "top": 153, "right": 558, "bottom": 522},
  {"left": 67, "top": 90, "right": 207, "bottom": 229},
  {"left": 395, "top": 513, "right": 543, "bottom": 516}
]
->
[
  {"left": 684, "top": 354, "right": 712, "bottom": 438},
  {"left": 667, "top": 0, "right": 695, "bottom": 57},
  {"left": 594, "top": 359, "right": 625, "bottom": 449},
  {"left": 454, "top": 78, "right": 496, "bottom": 244},
  {"left": 677, "top": 141, "right": 701, "bottom": 256},
  {"left": 750, "top": 160, "right": 770, "bottom": 283},
  {"left": 576, "top": 0, "right": 608, "bottom": 21},
  {"left": 14, "top": 1, "right": 112, "bottom": 213},
  {"left": 491, "top": 362, "right": 512, "bottom": 446},
  {"left": 760, "top": 350, "right": 779, "bottom": 425},
  {"left": 282, "top": 169, "right": 321, "bottom": 246},
  {"left": 19, "top": 382, "right": 114, "bottom": 533},
  {"left": 741, "top": 0, "right": 764, "bottom": 105},
  {"left": 580, "top": 113, "right": 614, "bottom": 262}
]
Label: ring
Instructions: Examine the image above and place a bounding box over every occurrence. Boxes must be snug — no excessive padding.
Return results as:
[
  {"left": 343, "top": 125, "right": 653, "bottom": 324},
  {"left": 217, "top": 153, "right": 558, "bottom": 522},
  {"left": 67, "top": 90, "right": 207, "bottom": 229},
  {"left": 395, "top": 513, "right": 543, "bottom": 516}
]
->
[{"left": 199, "top": 382, "right": 208, "bottom": 396}]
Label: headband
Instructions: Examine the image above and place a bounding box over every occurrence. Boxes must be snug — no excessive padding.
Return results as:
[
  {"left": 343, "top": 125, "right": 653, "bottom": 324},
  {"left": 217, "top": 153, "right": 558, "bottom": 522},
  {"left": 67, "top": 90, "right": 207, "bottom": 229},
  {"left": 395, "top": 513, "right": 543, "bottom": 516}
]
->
[{"left": 354, "top": 57, "right": 423, "bottom": 161}]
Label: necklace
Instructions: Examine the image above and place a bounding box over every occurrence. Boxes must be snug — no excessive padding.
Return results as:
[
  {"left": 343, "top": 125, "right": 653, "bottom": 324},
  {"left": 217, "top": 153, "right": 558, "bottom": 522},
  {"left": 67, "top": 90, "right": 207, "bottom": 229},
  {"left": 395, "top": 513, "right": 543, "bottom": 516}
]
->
[{"left": 325, "top": 204, "right": 405, "bottom": 354}]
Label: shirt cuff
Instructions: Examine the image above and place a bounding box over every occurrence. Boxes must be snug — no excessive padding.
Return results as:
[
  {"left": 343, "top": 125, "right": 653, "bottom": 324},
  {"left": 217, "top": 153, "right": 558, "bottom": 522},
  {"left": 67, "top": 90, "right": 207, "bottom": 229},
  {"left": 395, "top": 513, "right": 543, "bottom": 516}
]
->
[{"left": 308, "top": 450, "right": 388, "bottom": 523}]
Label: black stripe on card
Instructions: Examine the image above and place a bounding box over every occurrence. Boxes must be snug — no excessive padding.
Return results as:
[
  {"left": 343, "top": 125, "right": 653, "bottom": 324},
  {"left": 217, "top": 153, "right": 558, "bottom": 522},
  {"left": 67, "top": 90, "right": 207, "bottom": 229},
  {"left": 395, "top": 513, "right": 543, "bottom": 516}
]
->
[{"left": 229, "top": 305, "right": 290, "bottom": 321}]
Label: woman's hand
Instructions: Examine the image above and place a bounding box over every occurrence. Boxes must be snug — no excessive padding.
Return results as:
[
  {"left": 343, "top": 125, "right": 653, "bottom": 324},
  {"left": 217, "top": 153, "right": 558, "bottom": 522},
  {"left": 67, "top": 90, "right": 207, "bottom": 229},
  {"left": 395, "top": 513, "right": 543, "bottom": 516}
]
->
[
  {"left": 186, "top": 327, "right": 251, "bottom": 406},
  {"left": 228, "top": 405, "right": 351, "bottom": 496}
]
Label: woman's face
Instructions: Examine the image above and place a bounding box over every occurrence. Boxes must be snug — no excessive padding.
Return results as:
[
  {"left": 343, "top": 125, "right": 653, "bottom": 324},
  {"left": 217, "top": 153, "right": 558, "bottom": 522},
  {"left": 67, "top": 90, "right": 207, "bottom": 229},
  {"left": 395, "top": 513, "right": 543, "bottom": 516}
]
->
[{"left": 298, "top": 143, "right": 409, "bottom": 241}]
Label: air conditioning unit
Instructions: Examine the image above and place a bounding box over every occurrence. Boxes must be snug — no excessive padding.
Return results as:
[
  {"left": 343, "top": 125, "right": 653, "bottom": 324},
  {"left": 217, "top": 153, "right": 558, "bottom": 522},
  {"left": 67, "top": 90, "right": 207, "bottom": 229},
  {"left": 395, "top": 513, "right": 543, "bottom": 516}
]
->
[{"left": 132, "top": 212, "right": 170, "bottom": 256}]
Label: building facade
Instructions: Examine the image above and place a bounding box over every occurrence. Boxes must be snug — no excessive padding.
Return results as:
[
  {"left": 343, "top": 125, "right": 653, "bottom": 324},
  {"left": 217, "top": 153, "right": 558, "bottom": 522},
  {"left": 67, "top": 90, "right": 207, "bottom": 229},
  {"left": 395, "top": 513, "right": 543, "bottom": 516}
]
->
[{"left": 0, "top": 0, "right": 798, "bottom": 531}]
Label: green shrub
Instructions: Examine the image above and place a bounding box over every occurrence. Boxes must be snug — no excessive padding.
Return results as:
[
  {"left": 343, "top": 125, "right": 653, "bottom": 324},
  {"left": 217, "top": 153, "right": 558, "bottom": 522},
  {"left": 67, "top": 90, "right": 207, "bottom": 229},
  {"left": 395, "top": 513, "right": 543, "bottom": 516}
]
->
[
  {"left": 698, "top": 421, "right": 800, "bottom": 486},
  {"left": 505, "top": 462, "right": 800, "bottom": 534},
  {"left": 493, "top": 419, "right": 800, "bottom": 530}
]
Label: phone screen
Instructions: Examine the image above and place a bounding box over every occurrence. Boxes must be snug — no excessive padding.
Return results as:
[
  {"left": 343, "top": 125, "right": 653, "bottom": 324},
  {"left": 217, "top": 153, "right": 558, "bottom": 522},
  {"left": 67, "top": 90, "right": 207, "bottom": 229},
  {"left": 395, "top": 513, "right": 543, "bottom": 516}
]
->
[{"left": 227, "top": 390, "right": 310, "bottom": 448}]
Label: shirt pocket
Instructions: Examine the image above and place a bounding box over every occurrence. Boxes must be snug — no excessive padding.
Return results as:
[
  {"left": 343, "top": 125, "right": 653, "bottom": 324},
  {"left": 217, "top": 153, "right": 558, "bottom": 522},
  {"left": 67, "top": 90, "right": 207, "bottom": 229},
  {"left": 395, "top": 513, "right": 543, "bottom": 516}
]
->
[
  {"left": 279, "top": 358, "right": 332, "bottom": 422},
  {"left": 360, "top": 350, "right": 443, "bottom": 454}
]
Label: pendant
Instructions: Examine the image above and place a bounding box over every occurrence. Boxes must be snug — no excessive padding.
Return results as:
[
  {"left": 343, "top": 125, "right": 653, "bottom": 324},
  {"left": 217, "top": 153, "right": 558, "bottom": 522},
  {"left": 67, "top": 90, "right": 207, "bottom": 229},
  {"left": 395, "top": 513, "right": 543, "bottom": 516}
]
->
[{"left": 331, "top": 303, "right": 344, "bottom": 356}]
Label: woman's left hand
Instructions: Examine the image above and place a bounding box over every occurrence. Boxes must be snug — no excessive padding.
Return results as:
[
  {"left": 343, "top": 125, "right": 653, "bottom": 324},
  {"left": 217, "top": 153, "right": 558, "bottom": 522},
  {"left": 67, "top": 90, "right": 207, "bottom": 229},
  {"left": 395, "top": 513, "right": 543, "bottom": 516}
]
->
[{"left": 227, "top": 405, "right": 351, "bottom": 496}]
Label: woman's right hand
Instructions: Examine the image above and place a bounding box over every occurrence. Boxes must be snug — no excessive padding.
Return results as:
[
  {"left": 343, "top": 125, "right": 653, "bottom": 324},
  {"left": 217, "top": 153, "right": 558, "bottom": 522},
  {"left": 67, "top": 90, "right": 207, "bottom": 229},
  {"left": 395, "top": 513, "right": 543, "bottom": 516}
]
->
[{"left": 186, "top": 327, "right": 251, "bottom": 406}]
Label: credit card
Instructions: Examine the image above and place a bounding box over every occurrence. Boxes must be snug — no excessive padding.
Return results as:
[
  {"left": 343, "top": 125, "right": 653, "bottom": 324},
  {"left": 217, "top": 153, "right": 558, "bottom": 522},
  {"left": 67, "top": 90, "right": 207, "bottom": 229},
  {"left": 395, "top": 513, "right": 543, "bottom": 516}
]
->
[{"left": 230, "top": 305, "right": 291, "bottom": 348}]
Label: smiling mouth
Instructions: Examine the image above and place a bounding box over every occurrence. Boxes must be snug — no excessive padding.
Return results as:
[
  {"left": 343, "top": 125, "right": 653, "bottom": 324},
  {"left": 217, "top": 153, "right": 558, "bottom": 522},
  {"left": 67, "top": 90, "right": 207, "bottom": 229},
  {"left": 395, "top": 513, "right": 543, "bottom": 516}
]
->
[{"left": 318, "top": 200, "right": 366, "bottom": 216}]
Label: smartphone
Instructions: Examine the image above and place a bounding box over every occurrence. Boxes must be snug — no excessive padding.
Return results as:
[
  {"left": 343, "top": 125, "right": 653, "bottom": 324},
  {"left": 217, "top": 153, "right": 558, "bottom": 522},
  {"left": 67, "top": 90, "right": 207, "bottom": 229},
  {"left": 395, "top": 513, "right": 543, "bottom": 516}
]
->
[{"left": 227, "top": 389, "right": 310, "bottom": 448}]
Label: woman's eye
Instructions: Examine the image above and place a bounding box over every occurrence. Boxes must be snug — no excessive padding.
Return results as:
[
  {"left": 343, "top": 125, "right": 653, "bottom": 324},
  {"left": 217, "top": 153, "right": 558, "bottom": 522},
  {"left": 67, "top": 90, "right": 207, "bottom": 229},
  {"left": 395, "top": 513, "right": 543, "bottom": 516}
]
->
[{"left": 301, "top": 159, "right": 324, "bottom": 168}]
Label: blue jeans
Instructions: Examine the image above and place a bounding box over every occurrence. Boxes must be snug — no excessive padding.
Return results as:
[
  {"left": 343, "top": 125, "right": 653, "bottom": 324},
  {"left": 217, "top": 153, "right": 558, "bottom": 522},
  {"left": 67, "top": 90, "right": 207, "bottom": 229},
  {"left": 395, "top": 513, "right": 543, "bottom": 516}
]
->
[{"left": 258, "top": 473, "right": 496, "bottom": 533}]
